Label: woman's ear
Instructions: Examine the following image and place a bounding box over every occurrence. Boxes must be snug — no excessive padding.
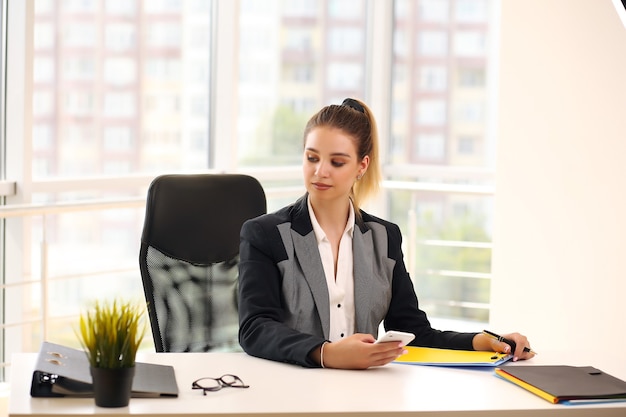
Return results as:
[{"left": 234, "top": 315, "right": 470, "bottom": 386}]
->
[{"left": 358, "top": 155, "right": 370, "bottom": 178}]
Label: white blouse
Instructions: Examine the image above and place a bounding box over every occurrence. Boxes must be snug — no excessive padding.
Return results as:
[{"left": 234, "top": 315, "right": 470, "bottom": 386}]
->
[{"left": 307, "top": 196, "right": 356, "bottom": 342}]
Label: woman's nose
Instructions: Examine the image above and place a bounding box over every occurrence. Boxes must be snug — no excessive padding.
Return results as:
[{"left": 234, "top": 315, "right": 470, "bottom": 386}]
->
[{"left": 315, "top": 161, "right": 329, "bottom": 177}]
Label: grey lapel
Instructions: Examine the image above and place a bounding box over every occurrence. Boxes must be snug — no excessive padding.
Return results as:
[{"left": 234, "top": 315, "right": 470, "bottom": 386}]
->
[
  {"left": 353, "top": 225, "right": 374, "bottom": 333},
  {"left": 291, "top": 229, "right": 331, "bottom": 339}
]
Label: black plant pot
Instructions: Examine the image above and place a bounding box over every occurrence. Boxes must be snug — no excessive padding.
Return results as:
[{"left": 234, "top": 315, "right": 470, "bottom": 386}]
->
[{"left": 90, "top": 366, "right": 135, "bottom": 407}]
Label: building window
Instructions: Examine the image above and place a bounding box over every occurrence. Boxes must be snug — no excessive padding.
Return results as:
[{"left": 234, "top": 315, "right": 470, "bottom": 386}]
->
[
  {"left": 417, "top": 99, "right": 447, "bottom": 125},
  {"left": 103, "top": 127, "right": 134, "bottom": 150},
  {"left": 105, "top": 24, "right": 136, "bottom": 51},
  {"left": 458, "top": 67, "right": 485, "bottom": 87},
  {"left": 419, "top": 0, "right": 449, "bottom": 22},
  {"left": 454, "top": 31, "right": 487, "bottom": 57},
  {"left": 418, "top": 66, "right": 448, "bottom": 91},
  {"left": 416, "top": 133, "right": 446, "bottom": 160},
  {"left": 104, "top": 92, "right": 136, "bottom": 117},
  {"left": 457, "top": 136, "right": 476, "bottom": 155},
  {"left": 418, "top": 31, "right": 448, "bottom": 56},
  {"left": 104, "top": 58, "right": 137, "bottom": 85}
]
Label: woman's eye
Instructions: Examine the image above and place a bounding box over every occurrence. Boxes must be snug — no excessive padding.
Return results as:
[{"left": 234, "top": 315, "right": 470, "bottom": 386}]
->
[
  {"left": 306, "top": 155, "right": 318, "bottom": 162},
  {"left": 332, "top": 161, "right": 345, "bottom": 167}
]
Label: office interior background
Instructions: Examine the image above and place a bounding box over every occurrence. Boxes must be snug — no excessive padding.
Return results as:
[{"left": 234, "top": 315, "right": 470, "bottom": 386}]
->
[{"left": 0, "top": 0, "right": 625, "bottom": 387}]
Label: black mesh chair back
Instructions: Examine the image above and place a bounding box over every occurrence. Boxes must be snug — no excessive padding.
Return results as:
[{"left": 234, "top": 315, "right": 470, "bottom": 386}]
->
[{"left": 139, "top": 174, "right": 266, "bottom": 352}]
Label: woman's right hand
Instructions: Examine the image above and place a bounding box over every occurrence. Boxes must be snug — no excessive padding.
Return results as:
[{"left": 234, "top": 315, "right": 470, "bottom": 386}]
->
[{"left": 318, "top": 333, "right": 407, "bottom": 369}]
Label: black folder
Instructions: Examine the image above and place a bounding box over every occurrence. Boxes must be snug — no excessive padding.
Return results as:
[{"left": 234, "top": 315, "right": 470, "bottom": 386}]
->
[
  {"left": 30, "top": 341, "right": 179, "bottom": 398},
  {"left": 495, "top": 365, "right": 626, "bottom": 403}
]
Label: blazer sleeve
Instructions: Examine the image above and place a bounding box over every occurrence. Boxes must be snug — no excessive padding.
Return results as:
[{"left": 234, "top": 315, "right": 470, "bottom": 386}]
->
[
  {"left": 237, "top": 217, "right": 326, "bottom": 367},
  {"left": 382, "top": 222, "right": 477, "bottom": 350}
]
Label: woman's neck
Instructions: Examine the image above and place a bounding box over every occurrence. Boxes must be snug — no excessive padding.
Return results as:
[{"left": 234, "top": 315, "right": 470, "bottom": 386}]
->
[{"left": 309, "top": 197, "right": 351, "bottom": 232}]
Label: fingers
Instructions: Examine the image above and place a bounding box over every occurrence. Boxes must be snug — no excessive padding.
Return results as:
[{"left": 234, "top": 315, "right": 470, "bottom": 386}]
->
[
  {"left": 324, "top": 334, "right": 406, "bottom": 369},
  {"left": 369, "top": 343, "right": 407, "bottom": 367},
  {"left": 503, "top": 332, "right": 535, "bottom": 361},
  {"left": 483, "top": 332, "right": 535, "bottom": 361}
]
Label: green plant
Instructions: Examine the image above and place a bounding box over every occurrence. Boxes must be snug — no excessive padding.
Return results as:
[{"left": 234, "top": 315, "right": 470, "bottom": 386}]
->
[{"left": 77, "top": 299, "right": 146, "bottom": 369}]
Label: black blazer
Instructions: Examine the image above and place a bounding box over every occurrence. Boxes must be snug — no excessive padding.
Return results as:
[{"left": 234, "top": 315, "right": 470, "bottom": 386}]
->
[{"left": 238, "top": 195, "right": 476, "bottom": 367}]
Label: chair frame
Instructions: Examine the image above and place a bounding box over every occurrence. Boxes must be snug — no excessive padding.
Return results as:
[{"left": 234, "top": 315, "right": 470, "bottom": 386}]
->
[{"left": 139, "top": 173, "right": 266, "bottom": 352}]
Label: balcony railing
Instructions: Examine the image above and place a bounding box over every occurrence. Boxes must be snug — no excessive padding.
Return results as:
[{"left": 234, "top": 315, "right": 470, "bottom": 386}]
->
[{"left": 0, "top": 169, "right": 494, "bottom": 379}]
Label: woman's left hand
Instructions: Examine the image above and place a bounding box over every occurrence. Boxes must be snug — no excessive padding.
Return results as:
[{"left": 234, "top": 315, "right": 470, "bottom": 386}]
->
[{"left": 472, "top": 332, "right": 535, "bottom": 361}]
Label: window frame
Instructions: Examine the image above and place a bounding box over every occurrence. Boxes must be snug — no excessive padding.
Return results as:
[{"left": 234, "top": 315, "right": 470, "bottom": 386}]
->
[{"left": 0, "top": 0, "right": 499, "bottom": 381}]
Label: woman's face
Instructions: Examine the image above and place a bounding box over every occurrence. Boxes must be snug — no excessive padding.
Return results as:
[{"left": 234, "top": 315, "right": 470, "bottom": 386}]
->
[{"left": 303, "top": 126, "right": 368, "bottom": 204}]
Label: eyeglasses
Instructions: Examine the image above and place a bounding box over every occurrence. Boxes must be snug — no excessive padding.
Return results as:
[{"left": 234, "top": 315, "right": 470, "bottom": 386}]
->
[{"left": 191, "top": 374, "right": 250, "bottom": 395}]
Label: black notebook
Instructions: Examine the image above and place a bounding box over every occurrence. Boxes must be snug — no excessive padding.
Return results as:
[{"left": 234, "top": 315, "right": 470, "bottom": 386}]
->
[
  {"left": 495, "top": 365, "right": 626, "bottom": 404},
  {"left": 30, "top": 341, "right": 179, "bottom": 398}
]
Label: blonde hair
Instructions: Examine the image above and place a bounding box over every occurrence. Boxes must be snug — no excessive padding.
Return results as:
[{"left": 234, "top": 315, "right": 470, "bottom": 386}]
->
[{"left": 303, "top": 98, "right": 382, "bottom": 214}]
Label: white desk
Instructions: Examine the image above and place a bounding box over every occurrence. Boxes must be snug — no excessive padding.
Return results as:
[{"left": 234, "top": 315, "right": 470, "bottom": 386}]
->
[{"left": 8, "top": 350, "right": 626, "bottom": 416}]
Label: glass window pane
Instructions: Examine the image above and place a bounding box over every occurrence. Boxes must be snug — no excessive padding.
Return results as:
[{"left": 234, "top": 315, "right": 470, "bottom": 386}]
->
[
  {"left": 32, "top": 2, "right": 212, "bottom": 179},
  {"left": 390, "top": 0, "right": 497, "bottom": 324},
  {"left": 237, "top": 0, "right": 368, "bottom": 167},
  {"left": 419, "top": 0, "right": 449, "bottom": 22}
]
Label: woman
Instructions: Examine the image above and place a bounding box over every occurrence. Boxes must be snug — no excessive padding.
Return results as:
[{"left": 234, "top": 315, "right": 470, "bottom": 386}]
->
[{"left": 237, "top": 98, "right": 533, "bottom": 369}]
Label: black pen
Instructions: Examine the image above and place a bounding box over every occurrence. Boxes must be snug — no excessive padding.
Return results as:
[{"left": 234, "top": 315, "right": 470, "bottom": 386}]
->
[{"left": 482, "top": 330, "right": 537, "bottom": 355}]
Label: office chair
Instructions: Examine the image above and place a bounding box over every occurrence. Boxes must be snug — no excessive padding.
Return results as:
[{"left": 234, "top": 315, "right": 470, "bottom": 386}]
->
[{"left": 139, "top": 173, "right": 266, "bottom": 352}]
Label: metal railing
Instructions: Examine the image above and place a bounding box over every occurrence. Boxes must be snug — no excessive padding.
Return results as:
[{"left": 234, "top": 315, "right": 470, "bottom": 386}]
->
[{"left": 0, "top": 173, "right": 495, "bottom": 379}]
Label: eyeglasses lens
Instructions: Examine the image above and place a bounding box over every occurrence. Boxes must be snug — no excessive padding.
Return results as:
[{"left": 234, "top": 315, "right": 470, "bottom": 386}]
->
[{"left": 192, "top": 374, "right": 249, "bottom": 395}]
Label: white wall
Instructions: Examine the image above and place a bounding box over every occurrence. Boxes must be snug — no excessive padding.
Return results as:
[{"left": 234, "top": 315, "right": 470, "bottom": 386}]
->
[{"left": 491, "top": 0, "right": 626, "bottom": 351}]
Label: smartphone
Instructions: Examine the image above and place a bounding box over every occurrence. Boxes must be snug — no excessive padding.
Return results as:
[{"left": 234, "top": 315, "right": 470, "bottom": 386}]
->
[{"left": 375, "top": 330, "right": 415, "bottom": 346}]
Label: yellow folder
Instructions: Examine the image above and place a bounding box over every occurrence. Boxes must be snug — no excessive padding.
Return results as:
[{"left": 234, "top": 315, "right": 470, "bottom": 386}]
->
[
  {"left": 495, "top": 367, "right": 558, "bottom": 403},
  {"left": 394, "top": 346, "right": 512, "bottom": 367}
]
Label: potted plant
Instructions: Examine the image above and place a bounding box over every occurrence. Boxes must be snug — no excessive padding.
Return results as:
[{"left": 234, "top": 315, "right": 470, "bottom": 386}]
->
[{"left": 76, "top": 299, "right": 146, "bottom": 407}]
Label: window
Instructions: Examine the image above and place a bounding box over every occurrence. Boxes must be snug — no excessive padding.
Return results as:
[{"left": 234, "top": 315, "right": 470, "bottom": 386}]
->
[
  {"left": 390, "top": 0, "right": 497, "bottom": 324},
  {"left": 104, "top": 127, "right": 134, "bottom": 151},
  {"left": 457, "top": 136, "right": 476, "bottom": 155},
  {"left": 105, "top": 23, "right": 136, "bottom": 51},
  {"left": 33, "top": 91, "right": 54, "bottom": 116},
  {"left": 145, "top": 58, "right": 181, "bottom": 81},
  {"left": 418, "top": 31, "right": 448, "bottom": 56},
  {"left": 144, "top": 0, "right": 181, "bottom": 14},
  {"left": 419, "top": 0, "right": 449, "bottom": 22},
  {"left": 63, "top": 23, "right": 97, "bottom": 47},
  {"left": 327, "top": 63, "right": 363, "bottom": 89},
  {"left": 105, "top": 0, "right": 136, "bottom": 15},
  {"left": 456, "top": 101, "right": 485, "bottom": 123},
  {"left": 237, "top": 1, "right": 368, "bottom": 167},
  {"left": 328, "top": 0, "right": 364, "bottom": 19},
  {"left": 283, "top": 0, "right": 317, "bottom": 17},
  {"left": 458, "top": 67, "right": 485, "bottom": 87},
  {"left": 62, "top": 0, "right": 98, "bottom": 13},
  {"left": 284, "top": 29, "right": 313, "bottom": 51},
  {"left": 33, "top": 57, "right": 54, "bottom": 82},
  {"left": 1, "top": 0, "right": 499, "bottom": 381},
  {"left": 454, "top": 31, "right": 487, "bottom": 56},
  {"left": 456, "top": 0, "right": 489, "bottom": 23},
  {"left": 415, "top": 133, "right": 445, "bottom": 159},
  {"left": 144, "top": 93, "right": 179, "bottom": 114},
  {"left": 66, "top": 124, "right": 96, "bottom": 145},
  {"left": 104, "top": 58, "right": 137, "bottom": 85},
  {"left": 328, "top": 28, "right": 363, "bottom": 54},
  {"left": 418, "top": 66, "right": 448, "bottom": 91},
  {"left": 145, "top": 22, "right": 181, "bottom": 48},
  {"left": 393, "top": 30, "right": 408, "bottom": 57},
  {"left": 417, "top": 99, "right": 447, "bottom": 125},
  {"left": 33, "top": 23, "right": 54, "bottom": 50},
  {"left": 63, "top": 56, "right": 96, "bottom": 81},
  {"left": 32, "top": 125, "right": 54, "bottom": 151},
  {"left": 34, "top": 0, "right": 53, "bottom": 14},
  {"left": 104, "top": 93, "right": 136, "bottom": 117}
]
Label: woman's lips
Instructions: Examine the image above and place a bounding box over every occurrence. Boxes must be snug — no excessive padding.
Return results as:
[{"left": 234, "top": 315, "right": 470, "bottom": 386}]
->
[{"left": 312, "top": 182, "right": 331, "bottom": 190}]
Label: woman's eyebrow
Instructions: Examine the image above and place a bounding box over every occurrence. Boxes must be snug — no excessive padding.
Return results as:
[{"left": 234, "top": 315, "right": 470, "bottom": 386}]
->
[{"left": 305, "top": 147, "right": 352, "bottom": 158}]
